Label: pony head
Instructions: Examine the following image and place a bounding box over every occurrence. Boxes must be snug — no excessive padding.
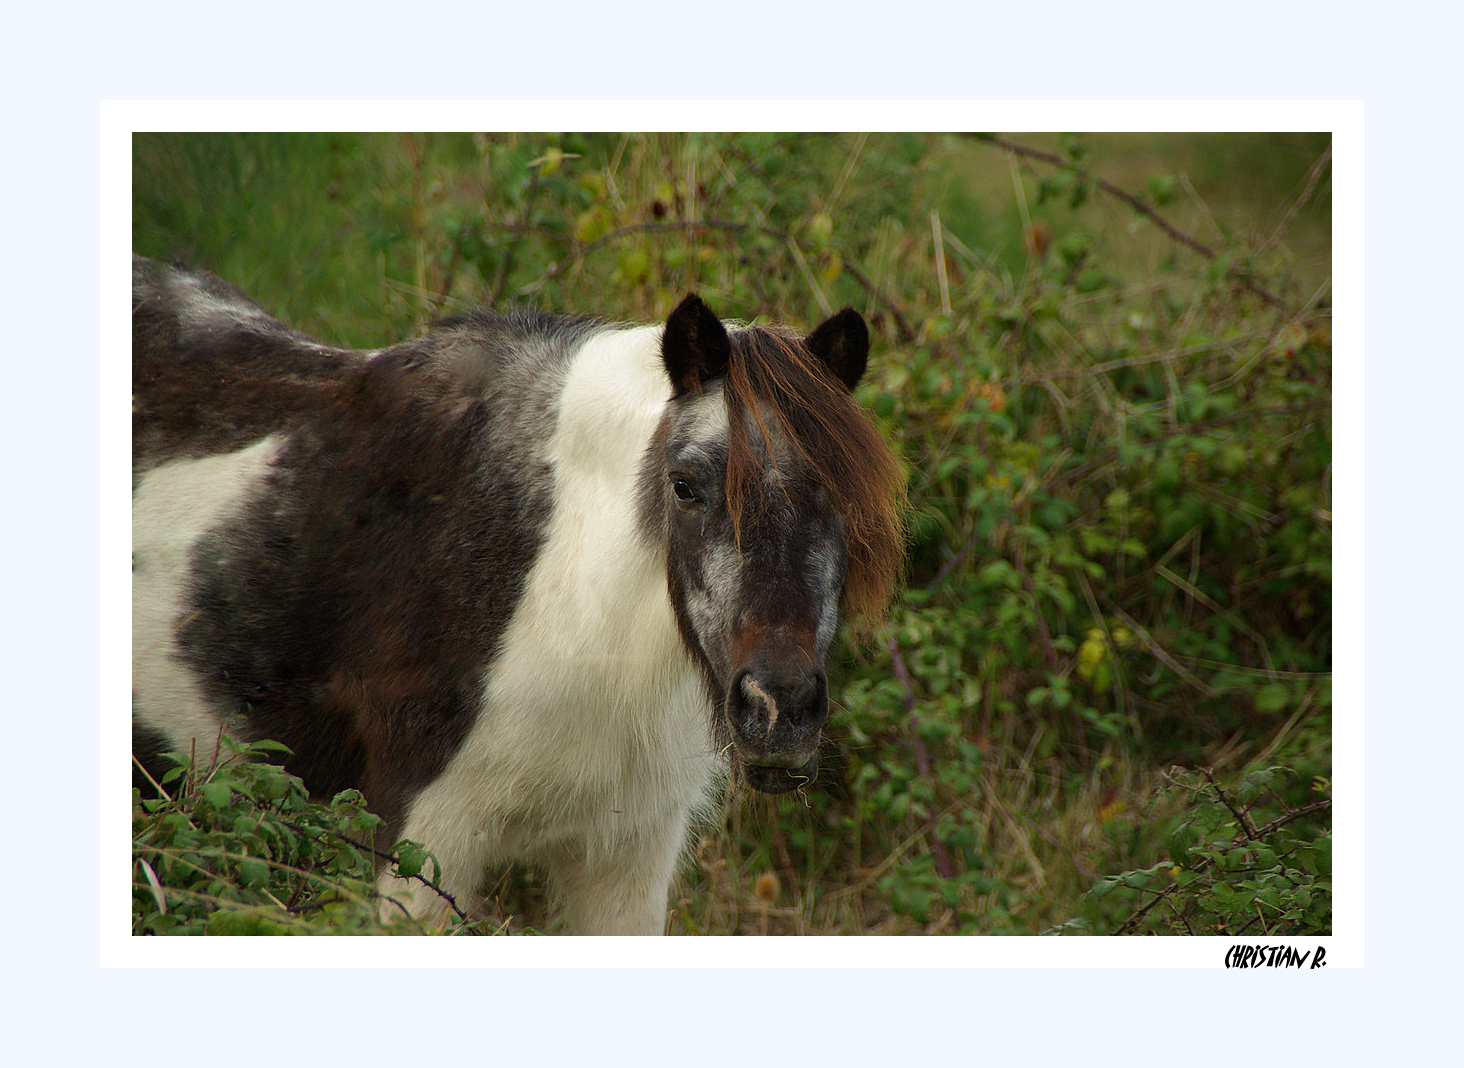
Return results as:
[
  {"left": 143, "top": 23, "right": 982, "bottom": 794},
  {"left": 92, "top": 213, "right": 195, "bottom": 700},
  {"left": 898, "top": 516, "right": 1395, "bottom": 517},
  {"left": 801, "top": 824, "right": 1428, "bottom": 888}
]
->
[{"left": 646, "top": 295, "right": 905, "bottom": 792}]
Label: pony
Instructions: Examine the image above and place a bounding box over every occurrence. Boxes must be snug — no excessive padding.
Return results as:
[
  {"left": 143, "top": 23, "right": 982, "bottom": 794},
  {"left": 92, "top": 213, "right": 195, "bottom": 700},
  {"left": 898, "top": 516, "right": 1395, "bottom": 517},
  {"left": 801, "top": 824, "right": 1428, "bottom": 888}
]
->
[{"left": 131, "top": 255, "right": 905, "bottom": 934}]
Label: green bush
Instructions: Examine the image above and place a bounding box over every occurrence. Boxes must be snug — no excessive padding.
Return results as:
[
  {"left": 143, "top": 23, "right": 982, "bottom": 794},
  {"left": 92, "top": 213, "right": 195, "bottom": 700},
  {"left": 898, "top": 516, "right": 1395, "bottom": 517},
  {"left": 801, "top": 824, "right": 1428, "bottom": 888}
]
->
[{"left": 132, "top": 739, "right": 515, "bottom": 935}]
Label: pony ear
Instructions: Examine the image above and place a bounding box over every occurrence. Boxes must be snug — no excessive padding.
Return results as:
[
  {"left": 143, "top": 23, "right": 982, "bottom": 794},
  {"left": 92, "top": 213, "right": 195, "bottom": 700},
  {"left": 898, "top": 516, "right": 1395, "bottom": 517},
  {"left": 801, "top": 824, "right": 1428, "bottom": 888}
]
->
[
  {"left": 662, "top": 294, "right": 731, "bottom": 396},
  {"left": 805, "top": 307, "right": 869, "bottom": 391}
]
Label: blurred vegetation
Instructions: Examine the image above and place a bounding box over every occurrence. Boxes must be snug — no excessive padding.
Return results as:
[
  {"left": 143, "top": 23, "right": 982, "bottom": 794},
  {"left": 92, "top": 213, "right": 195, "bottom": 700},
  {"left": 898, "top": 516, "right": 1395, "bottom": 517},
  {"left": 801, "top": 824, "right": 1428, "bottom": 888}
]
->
[{"left": 132, "top": 131, "right": 1332, "bottom": 936}]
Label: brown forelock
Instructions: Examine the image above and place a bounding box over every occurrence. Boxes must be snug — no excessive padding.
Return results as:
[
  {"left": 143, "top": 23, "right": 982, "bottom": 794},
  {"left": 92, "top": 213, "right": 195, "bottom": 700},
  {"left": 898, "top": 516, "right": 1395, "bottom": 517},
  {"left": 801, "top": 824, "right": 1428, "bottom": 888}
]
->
[{"left": 723, "top": 327, "right": 907, "bottom": 622}]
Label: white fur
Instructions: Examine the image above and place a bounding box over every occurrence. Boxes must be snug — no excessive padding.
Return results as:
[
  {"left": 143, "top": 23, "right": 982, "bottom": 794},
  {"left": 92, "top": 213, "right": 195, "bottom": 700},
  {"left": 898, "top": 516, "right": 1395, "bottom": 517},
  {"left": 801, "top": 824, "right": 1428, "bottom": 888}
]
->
[
  {"left": 171, "top": 275, "right": 354, "bottom": 355},
  {"left": 381, "top": 327, "right": 720, "bottom": 934},
  {"left": 677, "top": 379, "right": 731, "bottom": 455},
  {"left": 812, "top": 537, "right": 844, "bottom": 653},
  {"left": 132, "top": 436, "right": 283, "bottom": 760}
]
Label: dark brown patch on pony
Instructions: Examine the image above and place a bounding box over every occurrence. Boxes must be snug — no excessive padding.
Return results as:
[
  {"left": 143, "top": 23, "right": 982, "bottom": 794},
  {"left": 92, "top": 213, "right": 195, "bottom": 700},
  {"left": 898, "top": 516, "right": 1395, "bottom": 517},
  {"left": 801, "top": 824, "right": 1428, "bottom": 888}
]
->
[
  {"left": 152, "top": 280, "right": 590, "bottom": 836},
  {"left": 174, "top": 354, "right": 505, "bottom": 835},
  {"left": 722, "top": 325, "right": 907, "bottom": 621}
]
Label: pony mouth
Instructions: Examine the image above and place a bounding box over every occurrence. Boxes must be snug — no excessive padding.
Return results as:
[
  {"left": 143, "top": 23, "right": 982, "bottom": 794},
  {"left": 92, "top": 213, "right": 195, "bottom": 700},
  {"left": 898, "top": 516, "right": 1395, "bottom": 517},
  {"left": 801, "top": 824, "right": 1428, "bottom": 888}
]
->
[{"left": 740, "top": 757, "right": 818, "bottom": 794}]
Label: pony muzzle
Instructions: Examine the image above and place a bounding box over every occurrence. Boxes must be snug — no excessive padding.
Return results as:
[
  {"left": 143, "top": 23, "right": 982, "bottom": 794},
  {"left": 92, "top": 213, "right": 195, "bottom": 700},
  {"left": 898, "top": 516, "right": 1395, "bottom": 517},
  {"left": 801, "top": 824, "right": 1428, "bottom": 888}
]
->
[{"left": 726, "top": 665, "right": 828, "bottom": 793}]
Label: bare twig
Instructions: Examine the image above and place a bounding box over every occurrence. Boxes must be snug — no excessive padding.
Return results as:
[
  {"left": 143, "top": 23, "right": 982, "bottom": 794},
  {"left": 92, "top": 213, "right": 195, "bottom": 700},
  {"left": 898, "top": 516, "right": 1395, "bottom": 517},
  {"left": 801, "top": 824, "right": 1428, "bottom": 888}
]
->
[
  {"left": 431, "top": 221, "right": 473, "bottom": 314},
  {"left": 487, "top": 166, "right": 542, "bottom": 305},
  {"left": 972, "top": 134, "right": 1295, "bottom": 314},
  {"left": 1259, "top": 140, "right": 1332, "bottom": 256},
  {"left": 930, "top": 211, "right": 952, "bottom": 316},
  {"left": 1202, "top": 766, "right": 1258, "bottom": 841}
]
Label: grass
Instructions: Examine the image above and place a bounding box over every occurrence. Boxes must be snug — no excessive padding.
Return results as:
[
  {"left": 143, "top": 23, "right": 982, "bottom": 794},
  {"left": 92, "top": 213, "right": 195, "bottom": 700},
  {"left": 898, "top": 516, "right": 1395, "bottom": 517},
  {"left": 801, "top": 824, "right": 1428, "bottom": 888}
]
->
[{"left": 132, "top": 131, "right": 1332, "bottom": 936}]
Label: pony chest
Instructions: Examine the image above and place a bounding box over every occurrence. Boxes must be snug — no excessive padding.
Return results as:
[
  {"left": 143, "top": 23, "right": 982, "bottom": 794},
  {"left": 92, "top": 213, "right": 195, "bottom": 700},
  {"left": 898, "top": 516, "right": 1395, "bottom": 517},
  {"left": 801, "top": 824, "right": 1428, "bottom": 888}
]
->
[
  {"left": 420, "top": 655, "right": 714, "bottom": 856},
  {"left": 425, "top": 539, "right": 713, "bottom": 825},
  {"left": 483, "top": 547, "right": 701, "bottom": 754}
]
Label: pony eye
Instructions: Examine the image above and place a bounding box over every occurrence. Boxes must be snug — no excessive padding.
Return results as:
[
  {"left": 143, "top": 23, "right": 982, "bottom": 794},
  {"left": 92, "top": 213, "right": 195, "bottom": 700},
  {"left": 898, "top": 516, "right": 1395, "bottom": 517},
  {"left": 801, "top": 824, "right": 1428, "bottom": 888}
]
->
[{"left": 671, "top": 477, "right": 700, "bottom": 504}]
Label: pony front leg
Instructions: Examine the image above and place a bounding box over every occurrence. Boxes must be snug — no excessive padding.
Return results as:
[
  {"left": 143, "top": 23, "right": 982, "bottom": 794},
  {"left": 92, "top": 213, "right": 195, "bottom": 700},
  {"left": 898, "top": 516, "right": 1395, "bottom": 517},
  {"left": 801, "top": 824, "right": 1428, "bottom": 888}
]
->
[{"left": 545, "top": 817, "right": 689, "bottom": 935}]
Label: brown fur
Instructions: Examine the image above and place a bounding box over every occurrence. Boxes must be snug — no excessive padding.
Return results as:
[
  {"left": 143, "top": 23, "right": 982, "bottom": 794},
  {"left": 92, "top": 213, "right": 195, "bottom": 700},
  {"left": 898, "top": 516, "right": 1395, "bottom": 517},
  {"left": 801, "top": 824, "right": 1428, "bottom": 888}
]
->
[{"left": 723, "top": 326, "right": 907, "bottom": 621}]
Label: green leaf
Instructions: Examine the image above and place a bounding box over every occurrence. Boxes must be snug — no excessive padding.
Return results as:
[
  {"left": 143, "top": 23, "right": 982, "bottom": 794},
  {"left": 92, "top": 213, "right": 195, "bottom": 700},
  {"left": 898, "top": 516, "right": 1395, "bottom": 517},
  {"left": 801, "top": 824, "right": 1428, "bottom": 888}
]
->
[
  {"left": 201, "top": 782, "right": 234, "bottom": 809},
  {"left": 237, "top": 856, "right": 271, "bottom": 889},
  {"left": 394, "top": 841, "right": 427, "bottom": 880},
  {"left": 1146, "top": 175, "right": 1178, "bottom": 206},
  {"left": 245, "top": 739, "right": 293, "bottom": 757}
]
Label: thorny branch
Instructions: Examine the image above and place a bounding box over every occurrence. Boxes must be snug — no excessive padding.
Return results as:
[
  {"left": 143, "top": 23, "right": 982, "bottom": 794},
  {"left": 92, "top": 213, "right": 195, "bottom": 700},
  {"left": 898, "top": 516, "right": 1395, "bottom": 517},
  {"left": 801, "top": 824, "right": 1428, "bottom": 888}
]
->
[
  {"left": 1110, "top": 772, "right": 1331, "bottom": 936},
  {"left": 269, "top": 811, "right": 475, "bottom": 927},
  {"left": 1202, "top": 765, "right": 1257, "bottom": 841}
]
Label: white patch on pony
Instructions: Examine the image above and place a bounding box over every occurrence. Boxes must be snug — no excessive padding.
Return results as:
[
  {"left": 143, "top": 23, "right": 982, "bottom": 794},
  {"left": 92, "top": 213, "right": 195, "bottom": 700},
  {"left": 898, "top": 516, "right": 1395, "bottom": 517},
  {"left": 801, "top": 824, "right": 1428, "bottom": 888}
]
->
[
  {"left": 171, "top": 274, "right": 347, "bottom": 354},
  {"left": 385, "top": 326, "right": 721, "bottom": 934},
  {"left": 685, "top": 537, "right": 741, "bottom": 672},
  {"left": 811, "top": 539, "right": 844, "bottom": 652},
  {"left": 172, "top": 278, "right": 273, "bottom": 337},
  {"left": 677, "top": 380, "right": 730, "bottom": 454},
  {"left": 132, "top": 436, "right": 283, "bottom": 758}
]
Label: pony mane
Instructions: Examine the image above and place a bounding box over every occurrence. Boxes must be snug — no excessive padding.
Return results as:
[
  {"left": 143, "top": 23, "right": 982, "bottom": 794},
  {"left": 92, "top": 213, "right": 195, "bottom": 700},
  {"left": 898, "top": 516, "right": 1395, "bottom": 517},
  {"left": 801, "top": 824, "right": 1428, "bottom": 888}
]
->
[{"left": 722, "top": 325, "right": 907, "bottom": 622}]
